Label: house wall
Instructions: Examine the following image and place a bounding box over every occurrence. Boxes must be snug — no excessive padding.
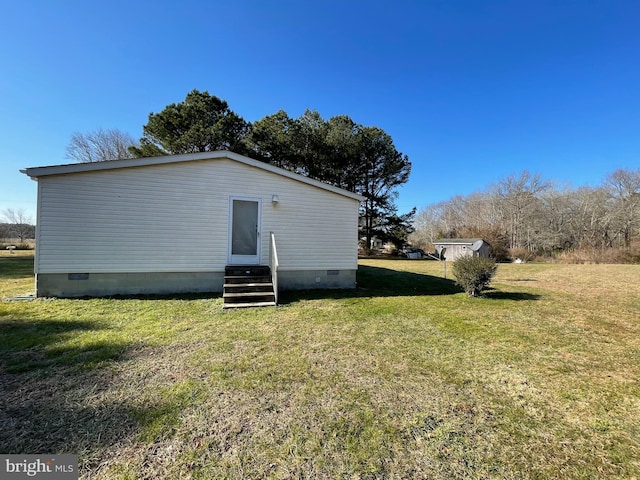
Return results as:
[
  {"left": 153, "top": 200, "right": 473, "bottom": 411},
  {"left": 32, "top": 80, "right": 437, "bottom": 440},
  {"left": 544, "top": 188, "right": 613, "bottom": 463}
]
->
[
  {"left": 441, "top": 244, "right": 470, "bottom": 261},
  {"left": 438, "top": 242, "right": 489, "bottom": 261},
  {"left": 476, "top": 243, "right": 491, "bottom": 258},
  {"left": 34, "top": 158, "right": 359, "bottom": 296}
]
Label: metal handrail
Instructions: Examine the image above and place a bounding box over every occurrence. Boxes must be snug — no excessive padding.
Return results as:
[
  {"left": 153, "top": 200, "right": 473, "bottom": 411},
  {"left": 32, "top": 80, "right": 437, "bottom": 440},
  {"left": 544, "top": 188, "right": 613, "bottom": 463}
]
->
[{"left": 269, "top": 232, "right": 279, "bottom": 305}]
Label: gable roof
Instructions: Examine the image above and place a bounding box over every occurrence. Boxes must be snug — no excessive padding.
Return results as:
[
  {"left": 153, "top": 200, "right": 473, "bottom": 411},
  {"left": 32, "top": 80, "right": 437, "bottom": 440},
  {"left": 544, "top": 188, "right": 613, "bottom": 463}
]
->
[
  {"left": 433, "top": 238, "right": 486, "bottom": 244},
  {"left": 21, "top": 150, "right": 364, "bottom": 202}
]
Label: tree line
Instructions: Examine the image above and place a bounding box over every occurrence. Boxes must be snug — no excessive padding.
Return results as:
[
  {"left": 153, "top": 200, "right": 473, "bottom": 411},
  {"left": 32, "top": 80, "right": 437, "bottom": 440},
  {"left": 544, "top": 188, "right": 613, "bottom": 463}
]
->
[
  {"left": 410, "top": 169, "right": 640, "bottom": 262},
  {"left": 1, "top": 208, "right": 35, "bottom": 243},
  {"left": 66, "top": 90, "right": 414, "bottom": 250}
]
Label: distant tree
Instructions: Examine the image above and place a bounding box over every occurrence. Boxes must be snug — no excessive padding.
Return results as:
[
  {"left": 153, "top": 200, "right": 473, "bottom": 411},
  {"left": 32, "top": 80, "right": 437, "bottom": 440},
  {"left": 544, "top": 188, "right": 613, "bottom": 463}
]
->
[
  {"left": 289, "top": 109, "right": 331, "bottom": 179},
  {"left": 411, "top": 166, "right": 640, "bottom": 261},
  {"left": 567, "top": 186, "right": 613, "bottom": 249},
  {"left": 248, "top": 110, "right": 413, "bottom": 251},
  {"left": 130, "top": 89, "right": 251, "bottom": 157},
  {"left": 66, "top": 128, "right": 138, "bottom": 163},
  {"left": 409, "top": 203, "right": 445, "bottom": 250},
  {"left": 376, "top": 207, "right": 417, "bottom": 250},
  {"left": 605, "top": 168, "right": 640, "bottom": 247},
  {"left": 492, "top": 171, "right": 550, "bottom": 250},
  {"left": 246, "top": 110, "right": 300, "bottom": 170},
  {"left": 0, "top": 223, "right": 10, "bottom": 239},
  {"left": 284, "top": 112, "right": 363, "bottom": 188},
  {"left": 2, "top": 208, "right": 34, "bottom": 242},
  {"left": 357, "top": 126, "right": 412, "bottom": 252},
  {"left": 321, "top": 115, "right": 363, "bottom": 190}
]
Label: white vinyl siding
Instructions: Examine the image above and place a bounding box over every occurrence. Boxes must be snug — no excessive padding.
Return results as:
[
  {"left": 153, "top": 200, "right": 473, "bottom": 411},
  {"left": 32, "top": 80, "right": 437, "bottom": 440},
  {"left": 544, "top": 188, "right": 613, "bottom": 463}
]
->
[{"left": 35, "top": 158, "right": 359, "bottom": 274}]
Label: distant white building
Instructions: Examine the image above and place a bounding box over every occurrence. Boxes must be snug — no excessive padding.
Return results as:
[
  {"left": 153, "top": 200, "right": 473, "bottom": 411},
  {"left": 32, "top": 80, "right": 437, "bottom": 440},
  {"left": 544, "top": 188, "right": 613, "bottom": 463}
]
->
[{"left": 433, "top": 238, "right": 491, "bottom": 261}]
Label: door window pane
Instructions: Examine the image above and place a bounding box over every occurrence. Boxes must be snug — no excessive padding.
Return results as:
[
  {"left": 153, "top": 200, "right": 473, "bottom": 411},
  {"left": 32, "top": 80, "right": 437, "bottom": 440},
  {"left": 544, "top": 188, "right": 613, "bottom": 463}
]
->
[{"left": 232, "top": 200, "right": 258, "bottom": 255}]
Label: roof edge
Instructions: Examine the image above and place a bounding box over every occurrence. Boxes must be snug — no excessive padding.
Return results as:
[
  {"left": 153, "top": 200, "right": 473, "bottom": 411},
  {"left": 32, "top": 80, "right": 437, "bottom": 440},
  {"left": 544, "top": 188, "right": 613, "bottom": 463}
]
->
[
  {"left": 22, "top": 151, "right": 364, "bottom": 201},
  {"left": 433, "top": 238, "right": 486, "bottom": 244}
]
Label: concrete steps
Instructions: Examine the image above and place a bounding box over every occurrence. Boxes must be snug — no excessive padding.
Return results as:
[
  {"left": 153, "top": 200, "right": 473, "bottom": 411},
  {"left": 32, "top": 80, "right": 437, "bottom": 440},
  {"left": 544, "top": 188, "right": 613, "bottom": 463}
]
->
[{"left": 223, "top": 265, "right": 276, "bottom": 308}]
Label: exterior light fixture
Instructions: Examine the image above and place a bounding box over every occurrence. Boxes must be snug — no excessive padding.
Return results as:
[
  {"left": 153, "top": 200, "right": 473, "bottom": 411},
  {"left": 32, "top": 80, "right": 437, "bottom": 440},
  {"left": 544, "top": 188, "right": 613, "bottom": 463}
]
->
[{"left": 271, "top": 194, "right": 279, "bottom": 205}]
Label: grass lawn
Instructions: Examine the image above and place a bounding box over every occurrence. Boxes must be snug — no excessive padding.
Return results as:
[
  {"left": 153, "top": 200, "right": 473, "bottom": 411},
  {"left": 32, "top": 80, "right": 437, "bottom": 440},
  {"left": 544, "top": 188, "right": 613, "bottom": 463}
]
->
[{"left": 1, "top": 251, "right": 639, "bottom": 479}]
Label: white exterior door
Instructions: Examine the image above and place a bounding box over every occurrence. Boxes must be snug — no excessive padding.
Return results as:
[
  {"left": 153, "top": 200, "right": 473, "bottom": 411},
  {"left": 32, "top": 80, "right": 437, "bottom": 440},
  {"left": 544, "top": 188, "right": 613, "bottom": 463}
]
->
[{"left": 228, "top": 197, "right": 261, "bottom": 265}]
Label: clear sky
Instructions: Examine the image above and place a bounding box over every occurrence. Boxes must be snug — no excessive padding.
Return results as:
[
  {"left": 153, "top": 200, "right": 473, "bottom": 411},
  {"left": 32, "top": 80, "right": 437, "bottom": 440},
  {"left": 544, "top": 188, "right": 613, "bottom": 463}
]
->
[{"left": 1, "top": 0, "right": 639, "bottom": 221}]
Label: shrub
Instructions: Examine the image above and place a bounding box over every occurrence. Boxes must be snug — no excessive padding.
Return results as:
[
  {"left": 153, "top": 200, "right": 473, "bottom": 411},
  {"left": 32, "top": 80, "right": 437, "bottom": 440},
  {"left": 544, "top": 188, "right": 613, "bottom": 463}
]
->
[{"left": 452, "top": 256, "right": 497, "bottom": 297}]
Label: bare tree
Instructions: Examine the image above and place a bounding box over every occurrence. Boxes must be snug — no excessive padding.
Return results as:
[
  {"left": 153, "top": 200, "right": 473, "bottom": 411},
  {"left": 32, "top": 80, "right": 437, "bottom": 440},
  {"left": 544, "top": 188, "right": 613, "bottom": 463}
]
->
[
  {"left": 410, "top": 202, "right": 446, "bottom": 249},
  {"left": 65, "top": 128, "right": 138, "bottom": 163},
  {"left": 567, "top": 187, "right": 614, "bottom": 248},
  {"left": 2, "top": 208, "right": 34, "bottom": 242},
  {"left": 492, "top": 171, "right": 550, "bottom": 250},
  {"left": 411, "top": 167, "right": 640, "bottom": 260},
  {"left": 605, "top": 168, "right": 640, "bottom": 247},
  {"left": 536, "top": 188, "right": 576, "bottom": 253}
]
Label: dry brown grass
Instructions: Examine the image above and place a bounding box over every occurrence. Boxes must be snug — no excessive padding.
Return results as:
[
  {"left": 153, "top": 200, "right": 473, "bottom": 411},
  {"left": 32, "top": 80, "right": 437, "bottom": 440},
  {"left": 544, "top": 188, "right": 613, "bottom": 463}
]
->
[{"left": 553, "top": 244, "right": 640, "bottom": 264}]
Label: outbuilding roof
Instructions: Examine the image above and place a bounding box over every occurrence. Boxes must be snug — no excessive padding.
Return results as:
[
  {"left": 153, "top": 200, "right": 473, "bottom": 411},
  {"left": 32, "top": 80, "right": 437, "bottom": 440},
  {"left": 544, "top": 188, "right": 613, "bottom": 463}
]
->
[
  {"left": 433, "top": 238, "right": 486, "bottom": 245},
  {"left": 434, "top": 238, "right": 489, "bottom": 252},
  {"left": 21, "top": 150, "right": 364, "bottom": 202}
]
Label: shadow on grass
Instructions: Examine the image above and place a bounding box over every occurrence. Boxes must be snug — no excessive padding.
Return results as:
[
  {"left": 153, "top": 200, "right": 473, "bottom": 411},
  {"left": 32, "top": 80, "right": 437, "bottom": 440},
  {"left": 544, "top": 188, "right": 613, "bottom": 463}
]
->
[
  {"left": 0, "top": 254, "right": 34, "bottom": 279},
  {"left": 357, "top": 264, "right": 462, "bottom": 296},
  {"left": 0, "top": 318, "right": 138, "bottom": 455},
  {"left": 33, "top": 266, "right": 461, "bottom": 304},
  {"left": 280, "top": 265, "right": 543, "bottom": 304},
  {"left": 484, "top": 291, "right": 541, "bottom": 301},
  {"left": 280, "top": 264, "right": 463, "bottom": 304},
  {"left": 0, "top": 317, "right": 200, "bottom": 467},
  {"left": 0, "top": 318, "right": 122, "bottom": 372},
  {"left": 2, "top": 255, "right": 539, "bottom": 305}
]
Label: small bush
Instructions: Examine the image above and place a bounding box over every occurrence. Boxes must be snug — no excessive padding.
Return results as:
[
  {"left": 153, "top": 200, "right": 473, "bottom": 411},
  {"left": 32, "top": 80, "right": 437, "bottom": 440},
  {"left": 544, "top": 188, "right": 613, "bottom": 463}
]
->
[{"left": 452, "top": 256, "right": 497, "bottom": 297}]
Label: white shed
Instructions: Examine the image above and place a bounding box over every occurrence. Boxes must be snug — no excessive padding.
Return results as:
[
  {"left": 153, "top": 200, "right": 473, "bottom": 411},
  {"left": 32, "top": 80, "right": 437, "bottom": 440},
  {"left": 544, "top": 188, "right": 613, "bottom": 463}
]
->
[
  {"left": 22, "top": 151, "right": 363, "bottom": 302},
  {"left": 433, "top": 238, "right": 491, "bottom": 261}
]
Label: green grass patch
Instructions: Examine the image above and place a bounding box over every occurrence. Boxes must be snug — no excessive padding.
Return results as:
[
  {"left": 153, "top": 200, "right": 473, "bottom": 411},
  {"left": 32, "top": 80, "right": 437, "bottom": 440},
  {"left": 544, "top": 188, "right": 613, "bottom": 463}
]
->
[
  {"left": 0, "top": 250, "right": 34, "bottom": 298},
  {"left": 1, "top": 254, "right": 639, "bottom": 478},
  {"left": 132, "top": 379, "right": 208, "bottom": 443}
]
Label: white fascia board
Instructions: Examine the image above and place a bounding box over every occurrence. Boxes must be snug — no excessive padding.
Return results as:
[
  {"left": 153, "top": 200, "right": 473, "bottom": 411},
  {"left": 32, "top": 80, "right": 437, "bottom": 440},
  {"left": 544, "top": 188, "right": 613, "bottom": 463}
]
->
[{"left": 21, "top": 151, "right": 364, "bottom": 202}]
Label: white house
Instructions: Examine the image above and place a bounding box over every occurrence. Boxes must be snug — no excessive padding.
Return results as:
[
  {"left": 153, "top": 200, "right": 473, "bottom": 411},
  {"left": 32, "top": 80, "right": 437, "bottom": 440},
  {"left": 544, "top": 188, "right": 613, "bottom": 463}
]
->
[
  {"left": 22, "top": 151, "right": 363, "bottom": 302},
  {"left": 433, "top": 238, "right": 491, "bottom": 261}
]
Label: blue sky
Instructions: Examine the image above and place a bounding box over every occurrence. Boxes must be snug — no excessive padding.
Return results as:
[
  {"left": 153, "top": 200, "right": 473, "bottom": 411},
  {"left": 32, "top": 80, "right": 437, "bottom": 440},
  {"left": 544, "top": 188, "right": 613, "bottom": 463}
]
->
[{"left": 1, "top": 0, "right": 639, "bottom": 221}]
